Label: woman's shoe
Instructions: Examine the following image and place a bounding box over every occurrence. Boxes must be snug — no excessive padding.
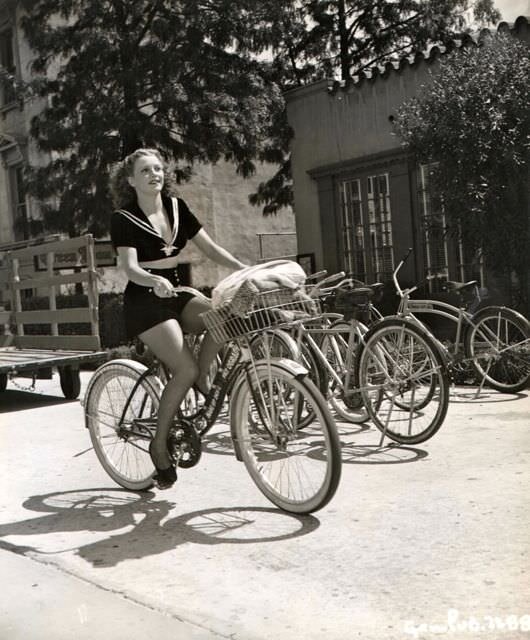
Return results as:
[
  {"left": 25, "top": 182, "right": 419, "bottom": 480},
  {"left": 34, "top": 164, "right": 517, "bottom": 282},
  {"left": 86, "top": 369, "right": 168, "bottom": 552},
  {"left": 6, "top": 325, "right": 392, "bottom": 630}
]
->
[{"left": 149, "top": 441, "right": 177, "bottom": 489}]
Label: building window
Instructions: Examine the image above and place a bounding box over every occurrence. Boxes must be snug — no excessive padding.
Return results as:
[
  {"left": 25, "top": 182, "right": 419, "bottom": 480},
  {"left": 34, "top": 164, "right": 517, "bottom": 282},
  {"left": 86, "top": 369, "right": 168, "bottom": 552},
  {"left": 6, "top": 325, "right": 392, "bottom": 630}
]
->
[
  {"left": 419, "top": 164, "right": 449, "bottom": 291},
  {"left": 0, "top": 28, "right": 16, "bottom": 106},
  {"left": 339, "top": 178, "right": 366, "bottom": 281},
  {"left": 10, "top": 165, "right": 28, "bottom": 241},
  {"left": 367, "top": 173, "right": 394, "bottom": 281},
  {"left": 338, "top": 173, "right": 394, "bottom": 282}
]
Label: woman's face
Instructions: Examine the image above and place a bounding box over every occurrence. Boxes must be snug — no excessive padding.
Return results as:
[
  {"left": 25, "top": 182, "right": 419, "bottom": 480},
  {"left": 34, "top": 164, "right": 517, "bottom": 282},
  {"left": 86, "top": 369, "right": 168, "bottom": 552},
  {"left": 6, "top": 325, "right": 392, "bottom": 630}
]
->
[{"left": 128, "top": 154, "right": 165, "bottom": 196}]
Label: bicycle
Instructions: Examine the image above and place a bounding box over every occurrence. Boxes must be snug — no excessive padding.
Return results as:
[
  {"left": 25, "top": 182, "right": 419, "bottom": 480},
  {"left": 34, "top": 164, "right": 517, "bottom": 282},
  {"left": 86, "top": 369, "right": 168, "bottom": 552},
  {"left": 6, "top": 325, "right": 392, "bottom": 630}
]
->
[
  {"left": 254, "top": 273, "right": 451, "bottom": 445},
  {"left": 394, "top": 249, "right": 530, "bottom": 394},
  {"left": 83, "top": 286, "right": 342, "bottom": 514}
]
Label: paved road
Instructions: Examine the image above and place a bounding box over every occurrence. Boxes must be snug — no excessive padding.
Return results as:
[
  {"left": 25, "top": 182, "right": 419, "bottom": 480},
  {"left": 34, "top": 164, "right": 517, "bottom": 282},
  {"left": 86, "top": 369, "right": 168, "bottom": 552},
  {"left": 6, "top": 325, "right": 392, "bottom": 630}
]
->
[{"left": 0, "top": 372, "right": 529, "bottom": 640}]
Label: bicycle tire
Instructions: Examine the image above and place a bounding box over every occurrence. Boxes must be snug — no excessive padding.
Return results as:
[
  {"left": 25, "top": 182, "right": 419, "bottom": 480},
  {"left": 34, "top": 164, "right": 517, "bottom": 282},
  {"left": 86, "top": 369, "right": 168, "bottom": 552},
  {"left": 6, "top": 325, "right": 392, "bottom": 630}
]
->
[
  {"left": 250, "top": 329, "right": 325, "bottom": 428},
  {"left": 465, "top": 306, "right": 530, "bottom": 392},
  {"left": 356, "top": 318, "right": 449, "bottom": 444},
  {"left": 84, "top": 359, "right": 162, "bottom": 490},
  {"left": 322, "top": 318, "right": 371, "bottom": 423},
  {"left": 230, "top": 361, "right": 341, "bottom": 514}
]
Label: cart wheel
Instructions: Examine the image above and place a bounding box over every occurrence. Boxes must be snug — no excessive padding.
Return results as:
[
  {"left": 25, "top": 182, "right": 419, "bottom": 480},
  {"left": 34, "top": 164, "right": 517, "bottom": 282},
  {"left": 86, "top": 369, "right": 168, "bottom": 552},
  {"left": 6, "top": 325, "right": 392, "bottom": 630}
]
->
[
  {"left": 0, "top": 373, "right": 7, "bottom": 392},
  {"left": 59, "top": 367, "right": 81, "bottom": 399}
]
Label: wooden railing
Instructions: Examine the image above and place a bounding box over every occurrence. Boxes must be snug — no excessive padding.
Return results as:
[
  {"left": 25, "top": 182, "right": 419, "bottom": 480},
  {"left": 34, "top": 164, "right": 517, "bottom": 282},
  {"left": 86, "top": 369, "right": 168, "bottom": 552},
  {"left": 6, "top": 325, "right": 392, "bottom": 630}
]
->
[{"left": 4, "top": 235, "right": 101, "bottom": 351}]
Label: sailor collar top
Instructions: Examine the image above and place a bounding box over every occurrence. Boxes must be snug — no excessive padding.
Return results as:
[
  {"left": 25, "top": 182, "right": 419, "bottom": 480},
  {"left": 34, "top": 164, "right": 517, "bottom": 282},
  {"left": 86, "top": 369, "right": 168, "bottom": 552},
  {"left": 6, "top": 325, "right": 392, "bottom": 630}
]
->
[{"left": 110, "top": 195, "right": 202, "bottom": 262}]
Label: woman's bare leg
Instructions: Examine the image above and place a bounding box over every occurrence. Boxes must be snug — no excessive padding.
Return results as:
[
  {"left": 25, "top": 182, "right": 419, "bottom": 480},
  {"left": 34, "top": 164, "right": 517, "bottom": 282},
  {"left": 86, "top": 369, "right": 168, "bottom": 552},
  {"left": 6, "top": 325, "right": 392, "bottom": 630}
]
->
[
  {"left": 139, "top": 319, "right": 198, "bottom": 469},
  {"left": 180, "top": 296, "right": 221, "bottom": 394}
]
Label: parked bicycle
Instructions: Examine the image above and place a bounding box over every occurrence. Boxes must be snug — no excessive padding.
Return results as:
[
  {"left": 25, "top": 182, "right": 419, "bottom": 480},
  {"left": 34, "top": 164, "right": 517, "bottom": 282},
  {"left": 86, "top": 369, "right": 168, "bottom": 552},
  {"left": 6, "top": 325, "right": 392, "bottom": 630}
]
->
[
  {"left": 253, "top": 273, "right": 451, "bottom": 445},
  {"left": 394, "top": 249, "right": 530, "bottom": 394},
  {"left": 83, "top": 287, "right": 341, "bottom": 514}
]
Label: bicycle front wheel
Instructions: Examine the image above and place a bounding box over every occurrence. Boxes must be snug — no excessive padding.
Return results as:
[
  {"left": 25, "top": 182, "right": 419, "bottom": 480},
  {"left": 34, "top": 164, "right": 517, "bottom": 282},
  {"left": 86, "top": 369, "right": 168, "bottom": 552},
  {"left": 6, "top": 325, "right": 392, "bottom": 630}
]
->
[
  {"left": 357, "top": 319, "right": 449, "bottom": 444},
  {"left": 465, "top": 306, "right": 530, "bottom": 392},
  {"left": 84, "top": 359, "right": 162, "bottom": 490},
  {"left": 230, "top": 362, "right": 341, "bottom": 514}
]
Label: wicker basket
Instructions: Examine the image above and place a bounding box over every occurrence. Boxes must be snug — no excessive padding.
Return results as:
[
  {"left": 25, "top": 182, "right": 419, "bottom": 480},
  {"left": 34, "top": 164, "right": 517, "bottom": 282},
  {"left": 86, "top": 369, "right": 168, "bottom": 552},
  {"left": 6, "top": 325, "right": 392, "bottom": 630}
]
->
[{"left": 202, "top": 287, "right": 320, "bottom": 344}]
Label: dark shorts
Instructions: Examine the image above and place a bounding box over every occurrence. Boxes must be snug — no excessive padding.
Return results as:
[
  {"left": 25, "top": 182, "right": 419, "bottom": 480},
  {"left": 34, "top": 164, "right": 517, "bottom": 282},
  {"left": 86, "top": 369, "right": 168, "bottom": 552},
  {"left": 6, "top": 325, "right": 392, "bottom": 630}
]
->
[{"left": 123, "top": 268, "right": 199, "bottom": 340}]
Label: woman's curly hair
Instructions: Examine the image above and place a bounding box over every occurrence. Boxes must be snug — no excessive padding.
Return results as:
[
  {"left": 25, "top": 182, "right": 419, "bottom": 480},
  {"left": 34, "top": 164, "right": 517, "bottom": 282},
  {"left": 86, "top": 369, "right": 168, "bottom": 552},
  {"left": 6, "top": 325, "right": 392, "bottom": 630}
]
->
[{"left": 109, "top": 148, "right": 178, "bottom": 208}]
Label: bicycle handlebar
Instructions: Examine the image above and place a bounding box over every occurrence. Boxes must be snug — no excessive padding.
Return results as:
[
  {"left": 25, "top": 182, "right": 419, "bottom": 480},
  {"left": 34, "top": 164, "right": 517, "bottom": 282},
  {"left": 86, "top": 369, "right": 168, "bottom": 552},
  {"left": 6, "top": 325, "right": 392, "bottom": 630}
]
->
[
  {"left": 401, "top": 247, "right": 413, "bottom": 264},
  {"left": 308, "top": 271, "right": 346, "bottom": 297},
  {"left": 304, "top": 270, "right": 328, "bottom": 282},
  {"left": 393, "top": 248, "right": 413, "bottom": 297}
]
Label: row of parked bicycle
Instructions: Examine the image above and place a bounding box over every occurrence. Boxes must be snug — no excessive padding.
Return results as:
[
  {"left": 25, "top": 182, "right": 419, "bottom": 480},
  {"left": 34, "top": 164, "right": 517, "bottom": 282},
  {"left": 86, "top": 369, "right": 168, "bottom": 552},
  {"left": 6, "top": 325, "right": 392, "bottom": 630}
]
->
[{"left": 83, "top": 249, "right": 530, "bottom": 516}]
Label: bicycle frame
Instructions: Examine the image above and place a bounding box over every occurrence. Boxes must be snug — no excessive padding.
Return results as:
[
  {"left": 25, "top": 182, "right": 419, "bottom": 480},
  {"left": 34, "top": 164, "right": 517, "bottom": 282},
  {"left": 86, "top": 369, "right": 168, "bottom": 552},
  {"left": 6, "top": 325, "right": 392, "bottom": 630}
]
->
[
  {"left": 389, "top": 251, "right": 530, "bottom": 396},
  {"left": 392, "top": 251, "right": 481, "bottom": 362},
  {"left": 115, "top": 338, "right": 309, "bottom": 462},
  {"left": 397, "top": 292, "right": 473, "bottom": 360},
  {"left": 291, "top": 315, "right": 364, "bottom": 400}
]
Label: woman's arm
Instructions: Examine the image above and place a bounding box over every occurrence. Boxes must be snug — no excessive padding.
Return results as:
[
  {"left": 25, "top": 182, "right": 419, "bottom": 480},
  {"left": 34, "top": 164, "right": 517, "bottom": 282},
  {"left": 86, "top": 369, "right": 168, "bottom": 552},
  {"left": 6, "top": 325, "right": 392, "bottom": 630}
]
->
[
  {"left": 191, "top": 229, "right": 248, "bottom": 270},
  {"left": 116, "top": 247, "right": 174, "bottom": 295}
]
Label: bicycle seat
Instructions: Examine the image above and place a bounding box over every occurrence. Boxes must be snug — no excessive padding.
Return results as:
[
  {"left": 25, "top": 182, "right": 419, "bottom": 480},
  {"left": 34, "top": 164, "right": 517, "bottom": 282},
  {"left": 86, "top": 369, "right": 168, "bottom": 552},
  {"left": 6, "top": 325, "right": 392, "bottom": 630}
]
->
[
  {"left": 338, "top": 285, "right": 373, "bottom": 298},
  {"left": 443, "top": 280, "right": 478, "bottom": 293}
]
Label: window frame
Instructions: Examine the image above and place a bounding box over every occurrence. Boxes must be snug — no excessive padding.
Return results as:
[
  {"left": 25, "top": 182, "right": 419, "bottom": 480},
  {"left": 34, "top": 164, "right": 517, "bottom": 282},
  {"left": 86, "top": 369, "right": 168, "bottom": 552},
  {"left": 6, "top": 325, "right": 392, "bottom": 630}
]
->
[
  {"left": 338, "top": 171, "right": 395, "bottom": 283},
  {"left": 0, "top": 26, "right": 17, "bottom": 108}
]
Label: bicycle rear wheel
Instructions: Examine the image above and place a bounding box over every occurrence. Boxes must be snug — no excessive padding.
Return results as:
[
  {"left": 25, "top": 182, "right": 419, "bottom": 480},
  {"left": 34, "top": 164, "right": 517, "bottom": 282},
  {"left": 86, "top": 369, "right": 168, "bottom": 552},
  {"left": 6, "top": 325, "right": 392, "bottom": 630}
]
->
[
  {"left": 465, "top": 306, "right": 530, "bottom": 392},
  {"left": 321, "top": 318, "right": 371, "bottom": 423},
  {"left": 356, "top": 319, "right": 449, "bottom": 444},
  {"left": 84, "top": 359, "right": 162, "bottom": 490},
  {"left": 230, "top": 361, "right": 341, "bottom": 514}
]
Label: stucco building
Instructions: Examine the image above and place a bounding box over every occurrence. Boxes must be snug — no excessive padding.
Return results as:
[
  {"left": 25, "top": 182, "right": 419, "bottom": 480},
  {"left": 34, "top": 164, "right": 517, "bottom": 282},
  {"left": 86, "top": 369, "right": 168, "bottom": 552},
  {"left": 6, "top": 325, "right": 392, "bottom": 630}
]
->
[{"left": 285, "top": 16, "right": 529, "bottom": 307}]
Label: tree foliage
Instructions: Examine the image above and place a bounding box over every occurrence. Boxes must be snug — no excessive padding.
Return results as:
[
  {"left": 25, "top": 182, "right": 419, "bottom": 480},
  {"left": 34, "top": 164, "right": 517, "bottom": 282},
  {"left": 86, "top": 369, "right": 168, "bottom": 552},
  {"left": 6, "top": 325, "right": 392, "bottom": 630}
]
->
[{"left": 394, "top": 34, "right": 529, "bottom": 299}]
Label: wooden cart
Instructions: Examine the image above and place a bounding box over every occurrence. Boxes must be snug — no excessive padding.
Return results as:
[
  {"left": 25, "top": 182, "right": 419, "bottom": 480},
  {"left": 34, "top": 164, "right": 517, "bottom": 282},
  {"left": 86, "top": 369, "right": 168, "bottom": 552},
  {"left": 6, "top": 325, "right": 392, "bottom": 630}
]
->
[{"left": 0, "top": 235, "right": 107, "bottom": 399}]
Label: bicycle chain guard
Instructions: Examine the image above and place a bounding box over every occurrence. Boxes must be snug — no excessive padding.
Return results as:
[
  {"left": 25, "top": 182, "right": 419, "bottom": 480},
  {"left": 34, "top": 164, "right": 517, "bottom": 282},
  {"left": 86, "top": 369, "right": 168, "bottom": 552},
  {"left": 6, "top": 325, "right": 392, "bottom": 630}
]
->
[{"left": 168, "top": 419, "right": 202, "bottom": 469}]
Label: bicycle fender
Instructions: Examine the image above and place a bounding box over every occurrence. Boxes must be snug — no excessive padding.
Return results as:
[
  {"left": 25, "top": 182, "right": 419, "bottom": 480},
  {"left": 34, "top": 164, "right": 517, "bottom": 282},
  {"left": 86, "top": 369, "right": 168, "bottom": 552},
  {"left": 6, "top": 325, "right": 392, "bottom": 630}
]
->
[{"left": 229, "top": 359, "right": 309, "bottom": 462}]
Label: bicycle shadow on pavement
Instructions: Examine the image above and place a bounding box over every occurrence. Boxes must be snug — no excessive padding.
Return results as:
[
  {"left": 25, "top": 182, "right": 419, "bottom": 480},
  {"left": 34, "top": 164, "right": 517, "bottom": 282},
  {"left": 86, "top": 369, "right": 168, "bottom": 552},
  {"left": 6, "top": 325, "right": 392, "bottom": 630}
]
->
[
  {"left": 340, "top": 441, "right": 428, "bottom": 465},
  {"left": 0, "top": 488, "right": 319, "bottom": 568},
  {"left": 337, "top": 423, "right": 429, "bottom": 464},
  {"left": 200, "top": 427, "right": 235, "bottom": 457},
  {"left": 449, "top": 387, "right": 527, "bottom": 404},
  {"left": 0, "top": 389, "right": 74, "bottom": 413}
]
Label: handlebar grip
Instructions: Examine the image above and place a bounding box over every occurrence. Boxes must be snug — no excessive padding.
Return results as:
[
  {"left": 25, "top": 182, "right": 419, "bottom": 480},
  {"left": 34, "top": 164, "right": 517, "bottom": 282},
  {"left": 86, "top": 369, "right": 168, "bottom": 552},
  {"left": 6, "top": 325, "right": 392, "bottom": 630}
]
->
[
  {"left": 402, "top": 247, "right": 413, "bottom": 264},
  {"left": 305, "top": 270, "right": 328, "bottom": 282},
  {"left": 312, "top": 271, "right": 346, "bottom": 288}
]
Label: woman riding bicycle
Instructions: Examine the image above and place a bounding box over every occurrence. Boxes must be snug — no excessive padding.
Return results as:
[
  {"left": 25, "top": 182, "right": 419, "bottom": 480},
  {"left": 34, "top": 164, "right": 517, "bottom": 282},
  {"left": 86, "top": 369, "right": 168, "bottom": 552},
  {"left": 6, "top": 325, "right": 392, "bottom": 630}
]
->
[{"left": 110, "top": 148, "right": 247, "bottom": 489}]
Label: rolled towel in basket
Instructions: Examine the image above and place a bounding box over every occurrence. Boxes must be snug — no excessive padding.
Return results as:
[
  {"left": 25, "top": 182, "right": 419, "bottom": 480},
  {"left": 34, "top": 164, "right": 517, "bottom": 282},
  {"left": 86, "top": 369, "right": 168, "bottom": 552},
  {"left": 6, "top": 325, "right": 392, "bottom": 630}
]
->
[{"left": 212, "top": 259, "right": 307, "bottom": 315}]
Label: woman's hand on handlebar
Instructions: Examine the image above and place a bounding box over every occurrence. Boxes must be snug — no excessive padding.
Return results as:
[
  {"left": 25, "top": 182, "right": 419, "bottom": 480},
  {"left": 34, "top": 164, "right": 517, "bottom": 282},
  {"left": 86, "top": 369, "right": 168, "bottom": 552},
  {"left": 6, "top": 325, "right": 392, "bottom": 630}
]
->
[{"left": 151, "top": 276, "right": 175, "bottom": 298}]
